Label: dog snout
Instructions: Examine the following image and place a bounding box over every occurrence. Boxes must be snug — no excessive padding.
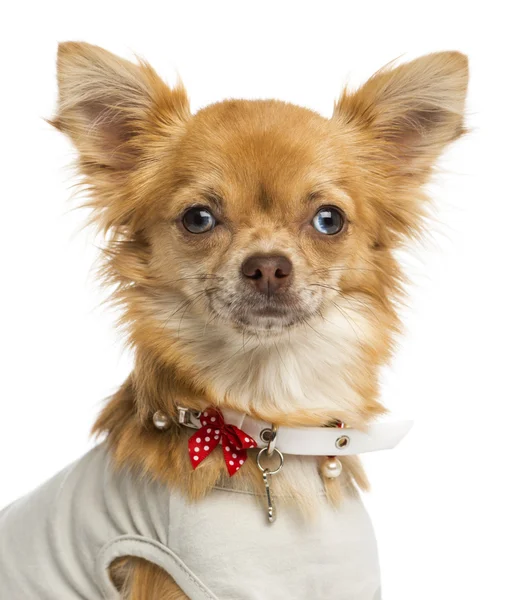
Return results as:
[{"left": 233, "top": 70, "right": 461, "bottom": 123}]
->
[{"left": 241, "top": 254, "right": 293, "bottom": 295}]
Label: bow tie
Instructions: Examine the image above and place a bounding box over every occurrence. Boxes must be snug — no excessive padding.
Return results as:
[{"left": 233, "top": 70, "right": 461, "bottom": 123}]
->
[{"left": 188, "top": 407, "right": 257, "bottom": 476}]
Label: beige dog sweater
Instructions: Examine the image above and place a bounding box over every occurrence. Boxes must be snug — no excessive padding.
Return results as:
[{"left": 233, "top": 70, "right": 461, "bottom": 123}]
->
[{"left": 0, "top": 443, "right": 381, "bottom": 599}]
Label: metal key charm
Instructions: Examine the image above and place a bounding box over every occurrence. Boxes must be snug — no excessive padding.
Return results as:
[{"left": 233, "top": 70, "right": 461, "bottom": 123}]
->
[
  {"left": 256, "top": 447, "right": 284, "bottom": 523},
  {"left": 261, "top": 469, "right": 275, "bottom": 522}
]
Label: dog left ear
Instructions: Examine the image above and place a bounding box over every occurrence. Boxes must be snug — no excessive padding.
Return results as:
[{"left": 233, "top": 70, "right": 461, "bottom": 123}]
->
[{"left": 334, "top": 52, "right": 469, "bottom": 179}]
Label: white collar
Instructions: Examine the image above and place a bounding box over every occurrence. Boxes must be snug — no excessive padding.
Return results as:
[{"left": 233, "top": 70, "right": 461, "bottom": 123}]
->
[{"left": 177, "top": 406, "right": 412, "bottom": 457}]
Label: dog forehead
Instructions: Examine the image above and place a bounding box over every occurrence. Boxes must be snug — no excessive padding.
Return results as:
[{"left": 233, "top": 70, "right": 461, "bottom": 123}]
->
[
  {"left": 177, "top": 99, "right": 346, "bottom": 215},
  {"left": 191, "top": 97, "right": 329, "bottom": 136}
]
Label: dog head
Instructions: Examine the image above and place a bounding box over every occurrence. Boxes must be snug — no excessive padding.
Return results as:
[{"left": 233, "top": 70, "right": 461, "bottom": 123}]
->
[{"left": 52, "top": 43, "right": 468, "bottom": 421}]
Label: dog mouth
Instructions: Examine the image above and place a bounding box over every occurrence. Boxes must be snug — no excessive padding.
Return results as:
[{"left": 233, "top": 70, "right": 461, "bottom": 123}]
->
[{"left": 208, "top": 290, "right": 319, "bottom": 333}]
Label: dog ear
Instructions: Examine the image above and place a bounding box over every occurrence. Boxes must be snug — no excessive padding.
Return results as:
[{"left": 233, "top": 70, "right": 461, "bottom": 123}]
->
[
  {"left": 334, "top": 52, "right": 469, "bottom": 179},
  {"left": 50, "top": 42, "right": 189, "bottom": 230},
  {"left": 51, "top": 42, "right": 190, "bottom": 171}
]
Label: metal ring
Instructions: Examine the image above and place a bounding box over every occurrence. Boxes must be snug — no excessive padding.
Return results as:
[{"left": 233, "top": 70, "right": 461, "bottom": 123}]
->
[
  {"left": 260, "top": 427, "right": 275, "bottom": 442},
  {"left": 256, "top": 447, "right": 284, "bottom": 475},
  {"left": 335, "top": 435, "right": 350, "bottom": 450},
  {"left": 261, "top": 424, "right": 278, "bottom": 455}
]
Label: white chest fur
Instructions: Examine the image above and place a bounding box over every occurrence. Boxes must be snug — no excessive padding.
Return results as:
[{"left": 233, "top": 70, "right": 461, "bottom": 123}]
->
[{"left": 149, "top": 293, "right": 375, "bottom": 418}]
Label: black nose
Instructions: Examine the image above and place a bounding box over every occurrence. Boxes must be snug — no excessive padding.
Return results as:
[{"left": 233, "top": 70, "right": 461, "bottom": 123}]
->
[{"left": 241, "top": 254, "right": 293, "bottom": 295}]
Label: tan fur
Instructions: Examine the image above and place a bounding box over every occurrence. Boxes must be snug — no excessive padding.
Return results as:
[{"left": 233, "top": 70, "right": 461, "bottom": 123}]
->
[
  {"left": 51, "top": 42, "right": 468, "bottom": 599},
  {"left": 111, "top": 558, "right": 188, "bottom": 600}
]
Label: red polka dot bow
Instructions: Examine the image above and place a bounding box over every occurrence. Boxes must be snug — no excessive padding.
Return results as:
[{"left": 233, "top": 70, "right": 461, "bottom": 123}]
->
[{"left": 188, "top": 407, "right": 258, "bottom": 476}]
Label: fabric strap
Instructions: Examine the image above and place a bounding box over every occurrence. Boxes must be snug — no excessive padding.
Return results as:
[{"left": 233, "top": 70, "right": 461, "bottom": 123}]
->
[{"left": 182, "top": 408, "right": 412, "bottom": 457}]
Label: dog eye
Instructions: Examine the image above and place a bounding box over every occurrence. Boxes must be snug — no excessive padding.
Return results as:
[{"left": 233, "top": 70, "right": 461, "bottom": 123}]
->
[
  {"left": 182, "top": 207, "right": 216, "bottom": 233},
  {"left": 312, "top": 207, "right": 344, "bottom": 235}
]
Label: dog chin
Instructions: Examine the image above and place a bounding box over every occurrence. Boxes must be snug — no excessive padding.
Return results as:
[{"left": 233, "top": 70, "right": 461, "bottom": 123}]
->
[{"left": 234, "top": 314, "right": 306, "bottom": 335}]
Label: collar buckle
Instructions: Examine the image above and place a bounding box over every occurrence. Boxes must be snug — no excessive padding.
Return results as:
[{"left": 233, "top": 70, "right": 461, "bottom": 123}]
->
[{"left": 177, "top": 406, "right": 201, "bottom": 429}]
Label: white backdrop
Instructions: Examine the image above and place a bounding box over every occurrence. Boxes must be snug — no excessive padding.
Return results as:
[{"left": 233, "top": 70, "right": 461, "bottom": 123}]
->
[{"left": 1, "top": 2, "right": 528, "bottom": 598}]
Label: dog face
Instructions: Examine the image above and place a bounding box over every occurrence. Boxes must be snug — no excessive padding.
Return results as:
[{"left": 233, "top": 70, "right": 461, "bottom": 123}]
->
[
  {"left": 52, "top": 43, "right": 467, "bottom": 418},
  {"left": 146, "top": 99, "right": 377, "bottom": 335}
]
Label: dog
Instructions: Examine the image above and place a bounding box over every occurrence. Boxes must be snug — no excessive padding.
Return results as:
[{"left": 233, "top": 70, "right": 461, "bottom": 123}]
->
[{"left": 0, "top": 42, "right": 468, "bottom": 599}]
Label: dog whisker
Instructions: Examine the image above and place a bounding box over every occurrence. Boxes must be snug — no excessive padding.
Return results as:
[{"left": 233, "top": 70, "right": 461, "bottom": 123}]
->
[
  {"left": 312, "top": 266, "right": 378, "bottom": 275},
  {"left": 161, "top": 289, "right": 210, "bottom": 333}
]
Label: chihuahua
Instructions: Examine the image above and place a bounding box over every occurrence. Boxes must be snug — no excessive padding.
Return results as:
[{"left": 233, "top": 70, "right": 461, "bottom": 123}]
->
[{"left": 0, "top": 43, "right": 468, "bottom": 599}]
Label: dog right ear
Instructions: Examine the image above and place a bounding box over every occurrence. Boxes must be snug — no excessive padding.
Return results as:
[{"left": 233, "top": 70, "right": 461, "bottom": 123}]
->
[
  {"left": 51, "top": 42, "right": 190, "bottom": 171},
  {"left": 50, "top": 42, "right": 190, "bottom": 231}
]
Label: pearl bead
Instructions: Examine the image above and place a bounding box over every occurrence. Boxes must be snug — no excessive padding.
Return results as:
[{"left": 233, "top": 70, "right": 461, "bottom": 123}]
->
[
  {"left": 153, "top": 410, "right": 171, "bottom": 431},
  {"left": 321, "top": 457, "right": 343, "bottom": 479}
]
